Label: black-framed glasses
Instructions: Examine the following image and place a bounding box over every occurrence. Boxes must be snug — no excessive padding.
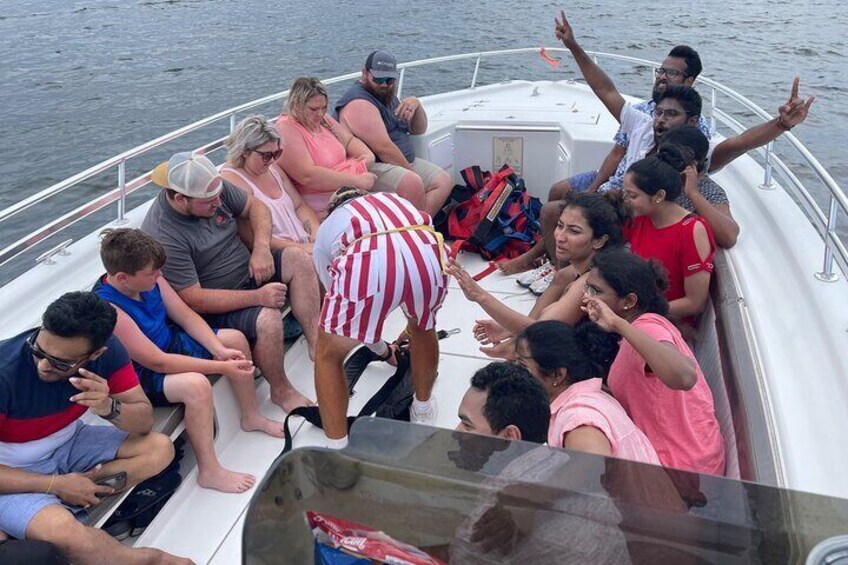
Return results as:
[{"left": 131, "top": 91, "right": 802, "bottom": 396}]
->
[
  {"left": 654, "top": 67, "right": 688, "bottom": 79},
  {"left": 252, "top": 148, "right": 283, "bottom": 163},
  {"left": 372, "top": 76, "right": 396, "bottom": 85},
  {"left": 27, "top": 328, "right": 91, "bottom": 373}
]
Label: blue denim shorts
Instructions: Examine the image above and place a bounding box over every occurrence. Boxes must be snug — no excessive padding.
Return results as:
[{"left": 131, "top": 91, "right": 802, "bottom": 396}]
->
[
  {"left": 0, "top": 421, "right": 127, "bottom": 540},
  {"left": 568, "top": 170, "right": 599, "bottom": 193}
]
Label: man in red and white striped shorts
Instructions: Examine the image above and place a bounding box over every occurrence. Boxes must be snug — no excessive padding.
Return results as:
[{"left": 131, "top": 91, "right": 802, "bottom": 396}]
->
[{"left": 313, "top": 188, "right": 449, "bottom": 447}]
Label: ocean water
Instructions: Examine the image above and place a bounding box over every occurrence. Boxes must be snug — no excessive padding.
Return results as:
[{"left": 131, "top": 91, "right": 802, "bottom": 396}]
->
[{"left": 0, "top": 0, "right": 846, "bottom": 276}]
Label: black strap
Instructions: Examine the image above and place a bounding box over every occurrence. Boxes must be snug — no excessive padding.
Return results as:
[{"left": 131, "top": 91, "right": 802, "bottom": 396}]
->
[{"left": 280, "top": 348, "right": 411, "bottom": 454}]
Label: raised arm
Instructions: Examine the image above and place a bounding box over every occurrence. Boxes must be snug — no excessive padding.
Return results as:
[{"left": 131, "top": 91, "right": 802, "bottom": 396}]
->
[
  {"left": 340, "top": 100, "right": 413, "bottom": 168},
  {"left": 555, "top": 10, "right": 626, "bottom": 122},
  {"left": 709, "top": 77, "right": 814, "bottom": 172},
  {"left": 583, "top": 298, "right": 697, "bottom": 390}
]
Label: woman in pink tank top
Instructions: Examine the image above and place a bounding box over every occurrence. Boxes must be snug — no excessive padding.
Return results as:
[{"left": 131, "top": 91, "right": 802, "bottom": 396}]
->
[
  {"left": 514, "top": 320, "right": 660, "bottom": 465},
  {"left": 221, "top": 115, "right": 317, "bottom": 252},
  {"left": 275, "top": 77, "right": 377, "bottom": 216}
]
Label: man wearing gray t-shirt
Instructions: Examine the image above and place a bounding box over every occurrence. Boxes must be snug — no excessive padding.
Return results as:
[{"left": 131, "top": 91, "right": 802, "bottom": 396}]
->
[{"left": 142, "top": 152, "right": 319, "bottom": 412}]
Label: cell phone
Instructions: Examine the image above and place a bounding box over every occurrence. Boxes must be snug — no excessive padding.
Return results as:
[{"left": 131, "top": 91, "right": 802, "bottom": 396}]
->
[{"left": 95, "top": 471, "right": 128, "bottom": 498}]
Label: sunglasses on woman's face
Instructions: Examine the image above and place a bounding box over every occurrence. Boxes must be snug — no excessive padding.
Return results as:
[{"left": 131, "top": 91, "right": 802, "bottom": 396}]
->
[
  {"left": 27, "top": 328, "right": 91, "bottom": 372},
  {"left": 252, "top": 148, "right": 283, "bottom": 162}
]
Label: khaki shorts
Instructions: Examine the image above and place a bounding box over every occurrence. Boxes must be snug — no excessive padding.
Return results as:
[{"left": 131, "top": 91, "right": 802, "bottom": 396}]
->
[{"left": 370, "top": 158, "right": 445, "bottom": 193}]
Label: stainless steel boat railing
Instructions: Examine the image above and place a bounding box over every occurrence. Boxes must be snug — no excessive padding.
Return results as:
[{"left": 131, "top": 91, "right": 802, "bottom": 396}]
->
[{"left": 1, "top": 47, "right": 844, "bottom": 281}]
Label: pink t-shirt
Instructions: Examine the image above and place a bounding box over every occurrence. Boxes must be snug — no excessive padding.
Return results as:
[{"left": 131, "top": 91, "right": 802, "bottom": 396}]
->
[
  {"left": 276, "top": 114, "right": 368, "bottom": 213},
  {"left": 549, "top": 378, "right": 660, "bottom": 466},
  {"left": 607, "top": 313, "right": 725, "bottom": 475}
]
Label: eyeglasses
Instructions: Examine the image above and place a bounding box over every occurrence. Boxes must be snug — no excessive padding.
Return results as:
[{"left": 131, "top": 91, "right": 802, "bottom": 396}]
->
[
  {"left": 372, "top": 76, "right": 396, "bottom": 85},
  {"left": 653, "top": 107, "right": 684, "bottom": 119},
  {"left": 27, "top": 328, "right": 91, "bottom": 373},
  {"left": 654, "top": 67, "right": 688, "bottom": 79},
  {"left": 582, "top": 282, "right": 601, "bottom": 297},
  {"left": 252, "top": 148, "right": 283, "bottom": 162}
]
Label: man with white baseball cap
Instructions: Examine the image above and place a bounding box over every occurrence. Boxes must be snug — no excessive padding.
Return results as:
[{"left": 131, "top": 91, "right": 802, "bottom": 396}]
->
[{"left": 142, "top": 152, "right": 319, "bottom": 413}]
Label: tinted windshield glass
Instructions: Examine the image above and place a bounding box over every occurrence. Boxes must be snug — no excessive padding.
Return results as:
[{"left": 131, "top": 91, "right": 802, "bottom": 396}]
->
[{"left": 244, "top": 419, "right": 848, "bottom": 564}]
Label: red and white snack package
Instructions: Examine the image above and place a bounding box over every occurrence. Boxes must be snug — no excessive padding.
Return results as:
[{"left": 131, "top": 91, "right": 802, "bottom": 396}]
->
[{"left": 307, "top": 510, "right": 446, "bottom": 565}]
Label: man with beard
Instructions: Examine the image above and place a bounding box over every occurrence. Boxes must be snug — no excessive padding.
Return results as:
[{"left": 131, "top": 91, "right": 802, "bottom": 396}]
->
[
  {"left": 554, "top": 9, "right": 813, "bottom": 182},
  {"left": 551, "top": 45, "right": 710, "bottom": 201},
  {"left": 335, "top": 50, "right": 452, "bottom": 216},
  {"left": 506, "top": 10, "right": 814, "bottom": 289}
]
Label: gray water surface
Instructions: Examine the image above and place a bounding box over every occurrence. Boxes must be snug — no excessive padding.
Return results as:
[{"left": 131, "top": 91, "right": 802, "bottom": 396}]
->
[{"left": 1, "top": 0, "right": 846, "bottom": 247}]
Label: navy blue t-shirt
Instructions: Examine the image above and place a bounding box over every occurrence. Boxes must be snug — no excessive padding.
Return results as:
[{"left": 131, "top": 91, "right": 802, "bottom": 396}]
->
[{"left": 0, "top": 330, "right": 139, "bottom": 443}]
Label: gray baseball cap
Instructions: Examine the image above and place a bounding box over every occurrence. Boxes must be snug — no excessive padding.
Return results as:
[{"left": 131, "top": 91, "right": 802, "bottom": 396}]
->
[{"left": 365, "top": 50, "right": 398, "bottom": 79}]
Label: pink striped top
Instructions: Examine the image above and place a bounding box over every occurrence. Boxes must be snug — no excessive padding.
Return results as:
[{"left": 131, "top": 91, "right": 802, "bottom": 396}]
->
[
  {"left": 549, "top": 377, "right": 661, "bottom": 466},
  {"left": 275, "top": 114, "right": 368, "bottom": 213}
]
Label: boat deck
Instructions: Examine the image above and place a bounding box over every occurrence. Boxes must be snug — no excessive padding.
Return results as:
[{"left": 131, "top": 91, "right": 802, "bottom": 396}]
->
[{"left": 135, "top": 253, "right": 535, "bottom": 562}]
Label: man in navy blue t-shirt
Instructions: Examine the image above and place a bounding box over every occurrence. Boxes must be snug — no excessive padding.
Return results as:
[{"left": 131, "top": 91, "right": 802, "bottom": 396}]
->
[{"left": 0, "top": 292, "right": 189, "bottom": 564}]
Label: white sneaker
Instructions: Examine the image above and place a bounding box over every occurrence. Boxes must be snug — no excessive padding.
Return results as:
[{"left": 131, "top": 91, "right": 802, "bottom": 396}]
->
[
  {"left": 516, "top": 260, "right": 553, "bottom": 287},
  {"left": 529, "top": 270, "right": 555, "bottom": 295},
  {"left": 410, "top": 396, "right": 438, "bottom": 427}
]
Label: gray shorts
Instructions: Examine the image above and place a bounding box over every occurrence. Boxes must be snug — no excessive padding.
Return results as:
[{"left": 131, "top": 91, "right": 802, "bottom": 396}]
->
[
  {"left": 370, "top": 158, "right": 445, "bottom": 193},
  {"left": 0, "top": 421, "right": 128, "bottom": 540},
  {"left": 203, "top": 247, "right": 295, "bottom": 343}
]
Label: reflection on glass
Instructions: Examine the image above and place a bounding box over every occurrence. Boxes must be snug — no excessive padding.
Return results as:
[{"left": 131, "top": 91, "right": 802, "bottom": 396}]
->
[{"left": 243, "top": 419, "right": 848, "bottom": 564}]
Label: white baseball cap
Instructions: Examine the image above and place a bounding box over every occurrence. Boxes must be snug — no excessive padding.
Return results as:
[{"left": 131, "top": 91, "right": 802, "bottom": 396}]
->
[{"left": 151, "top": 152, "right": 222, "bottom": 199}]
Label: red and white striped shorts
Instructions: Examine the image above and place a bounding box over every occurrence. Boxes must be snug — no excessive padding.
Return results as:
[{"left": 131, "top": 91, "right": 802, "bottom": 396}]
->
[{"left": 320, "top": 227, "right": 449, "bottom": 344}]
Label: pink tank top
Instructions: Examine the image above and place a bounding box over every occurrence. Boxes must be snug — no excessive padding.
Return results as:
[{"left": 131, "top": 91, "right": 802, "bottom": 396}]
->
[
  {"left": 276, "top": 114, "right": 367, "bottom": 213},
  {"left": 220, "top": 165, "right": 309, "bottom": 243}
]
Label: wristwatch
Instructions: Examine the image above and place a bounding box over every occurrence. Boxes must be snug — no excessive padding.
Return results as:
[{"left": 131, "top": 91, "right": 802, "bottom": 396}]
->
[{"left": 102, "top": 398, "right": 122, "bottom": 421}]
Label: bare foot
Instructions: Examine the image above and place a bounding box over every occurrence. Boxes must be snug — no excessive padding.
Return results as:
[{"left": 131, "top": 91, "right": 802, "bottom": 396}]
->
[
  {"left": 197, "top": 466, "right": 256, "bottom": 493},
  {"left": 496, "top": 252, "right": 538, "bottom": 275},
  {"left": 271, "top": 387, "right": 314, "bottom": 413},
  {"left": 242, "top": 413, "right": 286, "bottom": 438},
  {"left": 0, "top": 530, "right": 7, "bottom": 542}
]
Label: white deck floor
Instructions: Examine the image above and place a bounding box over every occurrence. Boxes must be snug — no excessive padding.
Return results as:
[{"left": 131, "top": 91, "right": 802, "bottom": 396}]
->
[{"left": 136, "top": 252, "right": 534, "bottom": 563}]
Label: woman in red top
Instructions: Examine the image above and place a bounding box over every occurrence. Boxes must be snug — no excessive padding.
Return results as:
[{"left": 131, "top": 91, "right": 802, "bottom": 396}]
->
[{"left": 623, "top": 145, "right": 715, "bottom": 328}]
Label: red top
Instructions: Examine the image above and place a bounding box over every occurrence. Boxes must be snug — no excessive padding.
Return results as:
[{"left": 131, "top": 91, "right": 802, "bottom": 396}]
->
[{"left": 625, "top": 214, "right": 715, "bottom": 304}]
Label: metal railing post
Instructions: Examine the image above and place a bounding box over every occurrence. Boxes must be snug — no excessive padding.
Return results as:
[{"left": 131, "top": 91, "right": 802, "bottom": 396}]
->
[
  {"left": 397, "top": 67, "right": 406, "bottom": 99},
  {"left": 471, "top": 55, "right": 481, "bottom": 88},
  {"left": 230, "top": 114, "right": 237, "bottom": 133},
  {"left": 710, "top": 88, "right": 717, "bottom": 137},
  {"left": 116, "top": 160, "right": 128, "bottom": 224},
  {"left": 815, "top": 196, "right": 840, "bottom": 282},
  {"left": 759, "top": 142, "right": 776, "bottom": 190}
]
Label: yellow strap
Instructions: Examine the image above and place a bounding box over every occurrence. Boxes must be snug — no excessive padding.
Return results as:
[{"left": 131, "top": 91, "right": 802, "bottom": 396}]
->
[{"left": 350, "top": 225, "right": 447, "bottom": 273}]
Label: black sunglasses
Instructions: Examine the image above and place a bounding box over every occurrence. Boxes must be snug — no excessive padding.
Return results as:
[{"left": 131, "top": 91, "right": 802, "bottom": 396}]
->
[
  {"left": 27, "top": 328, "right": 91, "bottom": 373},
  {"left": 252, "top": 148, "right": 283, "bottom": 162},
  {"left": 372, "top": 76, "right": 396, "bottom": 85}
]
